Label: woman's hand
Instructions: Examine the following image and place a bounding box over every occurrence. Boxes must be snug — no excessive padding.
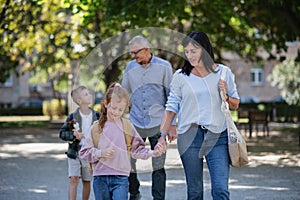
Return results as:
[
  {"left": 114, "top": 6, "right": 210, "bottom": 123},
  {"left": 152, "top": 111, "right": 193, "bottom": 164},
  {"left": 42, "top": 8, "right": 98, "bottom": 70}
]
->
[
  {"left": 167, "top": 125, "right": 177, "bottom": 143},
  {"left": 219, "top": 79, "right": 239, "bottom": 110},
  {"left": 218, "top": 79, "right": 227, "bottom": 94}
]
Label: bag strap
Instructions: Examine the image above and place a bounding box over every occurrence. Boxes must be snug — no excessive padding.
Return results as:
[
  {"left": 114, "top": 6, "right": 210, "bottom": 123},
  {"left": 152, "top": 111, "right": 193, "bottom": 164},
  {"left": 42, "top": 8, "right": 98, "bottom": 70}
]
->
[
  {"left": 220, "top": 66, "right": 230, "bottom": 114},
  {"left": 91, "top": 121, "right": 101, "bottom": 147},
  {"left": 121, "top": 118, "right": 133, "bottom": 153},
  {"left": 91, "top": 118, "right": 133, "bottom": 153},
  {"left": 219, "top": 67, "right": 245, "bottom": 143},
  {"left": 220, "top": 66, "right": 228, "bottom": 102},
  {"left": 220, "top": 65, "right": 227, "bottom": 80}
]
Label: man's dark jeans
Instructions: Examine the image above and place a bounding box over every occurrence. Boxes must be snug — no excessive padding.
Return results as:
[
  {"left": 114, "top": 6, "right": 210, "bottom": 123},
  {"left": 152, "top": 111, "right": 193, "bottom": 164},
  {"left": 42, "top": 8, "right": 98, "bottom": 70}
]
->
[{"left": 129, "top": 132, "right": 166, "bottom": 200}]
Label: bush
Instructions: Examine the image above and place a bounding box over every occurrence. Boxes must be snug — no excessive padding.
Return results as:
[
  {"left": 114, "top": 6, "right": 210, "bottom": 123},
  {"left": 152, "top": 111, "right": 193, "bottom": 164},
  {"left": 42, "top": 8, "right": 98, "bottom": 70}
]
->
[
  {"left": 43, "top": 99, "right": 66, "bottom": 119},
  {"left": 0, "top": 99, "right": 66, "bottom": 117},
  {"left": 0, "top": 107, "right": 43, "bottom": 116}
]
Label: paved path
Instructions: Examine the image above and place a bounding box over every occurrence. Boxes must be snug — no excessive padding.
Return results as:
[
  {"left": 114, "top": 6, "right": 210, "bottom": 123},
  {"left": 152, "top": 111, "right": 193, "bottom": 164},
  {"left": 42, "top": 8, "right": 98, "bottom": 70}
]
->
[{"left": 0, "top": 124, "right": 299, "bottom": 200}]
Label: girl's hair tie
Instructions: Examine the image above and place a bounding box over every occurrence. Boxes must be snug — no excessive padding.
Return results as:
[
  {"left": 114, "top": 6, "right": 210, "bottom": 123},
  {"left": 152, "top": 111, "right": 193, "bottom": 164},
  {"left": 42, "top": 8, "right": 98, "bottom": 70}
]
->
[{"left": 113, "top": 83, "right": 121, "bottom": 87}]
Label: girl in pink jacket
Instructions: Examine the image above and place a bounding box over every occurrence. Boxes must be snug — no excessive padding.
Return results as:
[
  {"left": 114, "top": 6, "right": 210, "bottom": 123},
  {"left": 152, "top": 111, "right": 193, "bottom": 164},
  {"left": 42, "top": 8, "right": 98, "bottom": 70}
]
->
[{"left": 80, "top": 83, "right": 165, "bottom": 200}]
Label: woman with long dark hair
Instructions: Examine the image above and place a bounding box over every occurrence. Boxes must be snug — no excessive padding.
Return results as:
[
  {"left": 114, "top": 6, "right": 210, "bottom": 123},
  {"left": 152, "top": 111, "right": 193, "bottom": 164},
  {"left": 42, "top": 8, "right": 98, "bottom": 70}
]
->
[{"left": 159, "top": 31, "right": 240, "bottom": 199}]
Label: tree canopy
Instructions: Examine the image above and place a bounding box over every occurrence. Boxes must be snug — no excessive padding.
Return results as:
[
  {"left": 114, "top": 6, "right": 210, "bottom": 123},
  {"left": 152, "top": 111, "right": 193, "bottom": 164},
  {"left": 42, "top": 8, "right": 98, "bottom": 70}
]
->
[{"left": 0, "top": 0, "right": 299, "bottom": 101}]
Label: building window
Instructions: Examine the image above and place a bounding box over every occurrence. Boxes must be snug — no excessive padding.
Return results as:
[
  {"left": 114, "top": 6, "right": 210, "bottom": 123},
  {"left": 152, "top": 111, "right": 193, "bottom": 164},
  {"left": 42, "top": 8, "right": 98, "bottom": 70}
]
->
[{"left": 250, "top": 68, "right": 264, "bottom": 85}]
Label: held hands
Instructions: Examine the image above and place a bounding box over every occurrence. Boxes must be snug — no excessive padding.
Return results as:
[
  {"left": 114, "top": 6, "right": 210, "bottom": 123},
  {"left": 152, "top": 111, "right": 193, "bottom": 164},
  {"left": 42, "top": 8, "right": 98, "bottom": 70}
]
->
[
  {"left": 154, "top": 127, "right": 178, "bottom": 156},
  {"left": 153, "top": 141, "right": 167, "bottom": 157},
  {"left": 153, "top": 132, "right": 169, "bottom": 157}
]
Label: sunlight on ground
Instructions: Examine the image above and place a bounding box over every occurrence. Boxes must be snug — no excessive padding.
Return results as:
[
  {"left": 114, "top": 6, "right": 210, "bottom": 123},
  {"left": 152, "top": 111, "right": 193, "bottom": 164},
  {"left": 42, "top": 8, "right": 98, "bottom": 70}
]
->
[
  {"left": 1, "top": 141, "right": 298, "bottom": 167},
  {"left": 249, "top": 154, "right": 300, "bottom": 167},
  {"left": 140, "top": 179, "right": 186, "bottom": 187},
  {"left": 135, "top": 148, "right": 182, "bottom": 173},
  {"left": 27, "top": 188, "right": 48, "bottom": 193},
  {"left": 230, "top": 185, "right": 289, "bottom": 191},
  {"left": 2, "top": 143, "right": 298, "bottom": 167},
  {"left": 0, "top": 143, "right": 66, "bottom": 160}
]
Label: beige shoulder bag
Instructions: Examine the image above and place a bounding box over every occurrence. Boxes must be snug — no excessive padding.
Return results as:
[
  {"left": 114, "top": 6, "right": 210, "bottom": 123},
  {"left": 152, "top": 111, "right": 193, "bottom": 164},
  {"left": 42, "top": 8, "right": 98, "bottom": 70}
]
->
[{"left": 220, "top": 66, "right": 249, "bottom": 168}]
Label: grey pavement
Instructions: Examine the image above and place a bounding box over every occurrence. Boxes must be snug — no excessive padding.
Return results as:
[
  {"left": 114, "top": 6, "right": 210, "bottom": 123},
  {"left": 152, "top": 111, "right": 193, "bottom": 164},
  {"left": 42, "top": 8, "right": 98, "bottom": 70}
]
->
[{"left": 0, "top": 123, "right": 299, "bottom": 200}]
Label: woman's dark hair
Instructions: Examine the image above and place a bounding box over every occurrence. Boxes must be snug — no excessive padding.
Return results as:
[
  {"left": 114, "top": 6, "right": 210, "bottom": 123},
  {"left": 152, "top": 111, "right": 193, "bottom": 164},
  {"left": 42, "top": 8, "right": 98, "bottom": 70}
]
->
[{"left": 180, "top": 31, "right": 216, "bottom": 76}]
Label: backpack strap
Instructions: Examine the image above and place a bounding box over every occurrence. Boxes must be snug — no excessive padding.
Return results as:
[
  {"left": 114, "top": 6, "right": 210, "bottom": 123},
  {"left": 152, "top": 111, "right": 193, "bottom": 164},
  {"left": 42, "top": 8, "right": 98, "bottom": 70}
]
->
[
  {"left": 121, "top": 118, "right": 133, "bottom": 153},
  {"left": 90, "top": 118, "right": 133, "bottom": 153},
  {"left": 91, "top": 120, "right": 102, "bottom": 147}
]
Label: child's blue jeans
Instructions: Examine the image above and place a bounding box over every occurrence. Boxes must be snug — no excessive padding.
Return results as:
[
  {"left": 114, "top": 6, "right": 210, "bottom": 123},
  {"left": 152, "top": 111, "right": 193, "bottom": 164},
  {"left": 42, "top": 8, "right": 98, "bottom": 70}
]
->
[{"left": 93, "top": 175, "right": 129, "bottom": 200}]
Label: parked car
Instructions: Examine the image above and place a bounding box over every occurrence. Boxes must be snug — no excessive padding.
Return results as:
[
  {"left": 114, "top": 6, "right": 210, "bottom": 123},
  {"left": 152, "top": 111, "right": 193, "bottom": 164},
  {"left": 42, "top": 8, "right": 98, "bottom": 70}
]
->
[
  {"left": 14, "top": 100, "right": 44, "bottom": 115},
  {"left": 16, "top": 100, "right": 43, "bottom": 109},
  {"left": 0, "top": 100, "right": 44, "bottom": 116}
]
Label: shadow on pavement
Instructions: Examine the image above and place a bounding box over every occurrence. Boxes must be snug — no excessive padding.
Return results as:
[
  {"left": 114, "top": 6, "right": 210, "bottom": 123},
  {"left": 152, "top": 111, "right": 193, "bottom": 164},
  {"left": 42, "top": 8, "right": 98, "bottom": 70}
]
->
[{"left": 0, "top": 124, "right": 299, "bottom": 200}]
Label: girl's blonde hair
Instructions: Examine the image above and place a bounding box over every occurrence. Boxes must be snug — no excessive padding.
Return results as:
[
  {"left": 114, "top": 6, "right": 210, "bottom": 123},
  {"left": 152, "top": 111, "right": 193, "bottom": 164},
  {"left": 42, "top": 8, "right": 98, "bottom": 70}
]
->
[{"left": 99, "top": 83, "right": 129, "bottom": 129}]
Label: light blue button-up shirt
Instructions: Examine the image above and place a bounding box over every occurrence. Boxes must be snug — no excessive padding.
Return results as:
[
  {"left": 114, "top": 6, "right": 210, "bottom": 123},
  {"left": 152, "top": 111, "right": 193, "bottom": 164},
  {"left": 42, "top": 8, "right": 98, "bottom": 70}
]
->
[{"left": 121, "top": 54, "right": 173, "bottom": 131}]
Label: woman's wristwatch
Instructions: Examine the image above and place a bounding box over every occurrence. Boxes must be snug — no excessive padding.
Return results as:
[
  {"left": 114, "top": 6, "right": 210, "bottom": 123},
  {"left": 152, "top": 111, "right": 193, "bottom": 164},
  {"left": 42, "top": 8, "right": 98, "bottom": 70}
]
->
[{"left": 160, "top": 132, "right": 167, "bottom": 139}]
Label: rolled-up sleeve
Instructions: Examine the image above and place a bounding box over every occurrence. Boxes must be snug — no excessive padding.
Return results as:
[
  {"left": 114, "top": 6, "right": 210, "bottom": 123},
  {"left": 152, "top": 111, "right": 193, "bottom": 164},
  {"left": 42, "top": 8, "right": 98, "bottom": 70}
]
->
[
  {"left": 225, "top": 68, "right": 240, "bottom": 99},
  {"left": 166, "top": 71, "right": 182, "bottom": 114}
]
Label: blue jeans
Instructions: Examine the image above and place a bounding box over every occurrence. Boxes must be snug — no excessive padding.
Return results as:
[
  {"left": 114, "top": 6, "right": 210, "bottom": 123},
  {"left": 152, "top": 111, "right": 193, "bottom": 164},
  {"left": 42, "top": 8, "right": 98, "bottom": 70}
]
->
[
  {"left": 93, "top": 175, "right": 129, "bottom": 200},
  {"left": 178, "top": 125, "right": 230, "bottom": 200},
  {"left": 129, "top": 132, "right": 166, "bottom": 200}
]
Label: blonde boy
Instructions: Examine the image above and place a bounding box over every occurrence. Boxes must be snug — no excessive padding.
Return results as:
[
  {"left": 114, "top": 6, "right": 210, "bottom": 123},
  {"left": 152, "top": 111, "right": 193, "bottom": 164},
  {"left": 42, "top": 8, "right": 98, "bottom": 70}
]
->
[{"left": 59, "top": 86, "right": 100, "bottom": 200}]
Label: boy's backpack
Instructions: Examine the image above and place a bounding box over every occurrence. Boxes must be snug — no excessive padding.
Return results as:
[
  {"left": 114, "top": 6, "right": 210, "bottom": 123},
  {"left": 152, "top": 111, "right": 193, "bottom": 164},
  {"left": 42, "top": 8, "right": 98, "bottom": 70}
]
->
[
  {"left": 59, "top": 110, "right": 100, "bottom": 159},
  {"left": 91, "top": 117, "right": 133, "bottom": 153},
  {"left": 59, "top": 111, "right": 100, "bottom": 141}
]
